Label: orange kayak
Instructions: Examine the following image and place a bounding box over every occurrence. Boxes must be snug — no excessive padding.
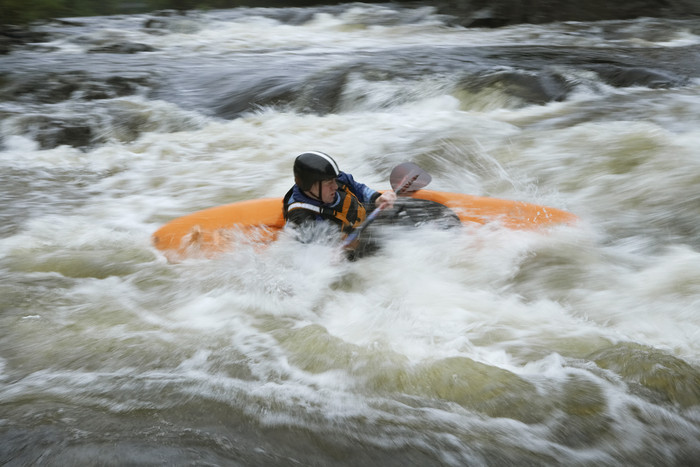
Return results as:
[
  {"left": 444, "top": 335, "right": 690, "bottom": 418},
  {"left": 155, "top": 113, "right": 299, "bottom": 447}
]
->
[{"left": 152, "top": 189, "right": 577, "bottom": 260}]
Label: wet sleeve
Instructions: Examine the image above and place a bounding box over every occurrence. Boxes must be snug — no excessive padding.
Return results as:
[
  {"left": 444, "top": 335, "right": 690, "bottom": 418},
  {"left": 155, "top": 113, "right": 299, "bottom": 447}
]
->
[{"left": 339, "top": 172, "right": 380, "bottom": 204}]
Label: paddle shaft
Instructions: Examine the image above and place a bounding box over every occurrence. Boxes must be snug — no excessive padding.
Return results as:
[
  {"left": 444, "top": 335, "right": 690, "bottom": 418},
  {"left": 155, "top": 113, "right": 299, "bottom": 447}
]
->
[{"left": 341, "top": 169, "right": 425, "bottom": 248}]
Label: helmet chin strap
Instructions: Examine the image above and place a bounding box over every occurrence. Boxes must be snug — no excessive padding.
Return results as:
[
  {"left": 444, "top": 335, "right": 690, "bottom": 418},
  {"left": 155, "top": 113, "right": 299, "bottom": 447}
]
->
[{"left": 304, "top": 181, "right": 324, "bottom": 202}]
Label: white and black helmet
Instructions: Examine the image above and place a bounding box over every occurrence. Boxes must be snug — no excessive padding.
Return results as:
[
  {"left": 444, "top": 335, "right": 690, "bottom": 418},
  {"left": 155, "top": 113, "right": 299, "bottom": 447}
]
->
[{"left": 293, "top": 151, "right": 340, "bottom": 191}]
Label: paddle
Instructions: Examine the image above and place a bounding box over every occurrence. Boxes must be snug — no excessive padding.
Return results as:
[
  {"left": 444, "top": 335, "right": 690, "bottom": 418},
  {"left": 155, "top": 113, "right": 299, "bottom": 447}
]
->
[{"left": 341, "top": 162, "right": 431, "bottom": 248}]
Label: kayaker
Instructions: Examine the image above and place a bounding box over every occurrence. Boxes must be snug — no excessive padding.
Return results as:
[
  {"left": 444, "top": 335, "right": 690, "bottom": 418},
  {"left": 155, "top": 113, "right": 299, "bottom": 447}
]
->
[{"left": 283, "top": 151, "right": 396, "bottom": 243}]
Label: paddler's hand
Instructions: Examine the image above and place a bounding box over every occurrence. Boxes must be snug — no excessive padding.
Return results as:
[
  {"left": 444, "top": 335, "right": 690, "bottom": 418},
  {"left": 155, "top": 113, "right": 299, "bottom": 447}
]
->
[{"left": 376, "top": 191, "right": 396, "bottom": 210}]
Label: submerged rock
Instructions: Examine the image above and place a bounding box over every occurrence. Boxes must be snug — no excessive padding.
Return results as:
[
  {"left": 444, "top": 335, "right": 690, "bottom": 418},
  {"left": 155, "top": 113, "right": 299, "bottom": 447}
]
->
[{"left": 590, "top": 342, "right": 700, "bottom": 408}]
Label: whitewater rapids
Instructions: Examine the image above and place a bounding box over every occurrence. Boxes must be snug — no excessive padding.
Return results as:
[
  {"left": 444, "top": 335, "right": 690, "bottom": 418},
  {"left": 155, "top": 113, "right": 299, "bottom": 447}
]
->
[{"left": 1, "top": 4, "right": 699, "bottom": 465}]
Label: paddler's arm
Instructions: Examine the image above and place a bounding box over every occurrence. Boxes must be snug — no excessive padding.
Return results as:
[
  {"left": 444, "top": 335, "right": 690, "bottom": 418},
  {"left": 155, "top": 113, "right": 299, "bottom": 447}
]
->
[
  {"left": 339, "top": 172, "right": 395, "bottom": 211},
  {"left": 372, "top": 191, "right": 396, "bottom": 210}
]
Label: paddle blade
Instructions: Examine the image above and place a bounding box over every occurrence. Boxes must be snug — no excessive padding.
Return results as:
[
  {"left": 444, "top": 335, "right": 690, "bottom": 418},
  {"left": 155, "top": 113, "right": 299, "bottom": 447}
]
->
[{"left": 390, "top": 162, "right": 431, "bottom": 195}]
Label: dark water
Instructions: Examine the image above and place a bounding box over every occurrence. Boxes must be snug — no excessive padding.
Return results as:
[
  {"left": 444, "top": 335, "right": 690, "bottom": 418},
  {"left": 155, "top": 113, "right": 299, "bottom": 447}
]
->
[{"left": 1, "top": 5, "right": 700, "bottom": 466}]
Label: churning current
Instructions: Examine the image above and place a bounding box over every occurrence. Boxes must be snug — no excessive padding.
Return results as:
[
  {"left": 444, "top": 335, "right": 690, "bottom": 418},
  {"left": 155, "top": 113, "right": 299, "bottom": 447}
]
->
[{"left": 1, "top": 4, "right": 700, "bottom": 466}]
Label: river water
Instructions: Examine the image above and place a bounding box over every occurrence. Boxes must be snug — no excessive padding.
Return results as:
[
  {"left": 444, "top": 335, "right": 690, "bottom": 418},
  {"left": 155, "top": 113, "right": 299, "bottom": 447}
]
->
[{"left": 1, "top": 4, "right": 700, "bottom": 466}]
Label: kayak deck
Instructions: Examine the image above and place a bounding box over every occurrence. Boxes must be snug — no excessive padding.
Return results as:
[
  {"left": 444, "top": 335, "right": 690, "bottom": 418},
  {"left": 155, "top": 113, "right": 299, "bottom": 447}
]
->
[{"left": 152, "top": 189, "right": 578, "bottom": 259}]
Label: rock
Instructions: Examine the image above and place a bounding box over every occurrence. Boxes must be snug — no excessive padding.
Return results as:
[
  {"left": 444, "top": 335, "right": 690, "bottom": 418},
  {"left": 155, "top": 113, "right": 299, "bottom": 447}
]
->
[
  {"left": 0, "top": 24, "right": 51, "bottom": 54},
  {"left": 87, "top": 42, "right": 157, "bottom": 54},
  {"left": 430, "top": 0, "right": 700, "bottom": 27},
  {"left": 458, "top": 69, "right": 573, "bottom": 105},
  {"left": 587, "top": 65, "right": 688, "bottom": 88},
  {"left": 14, "top": 115, "right": 96, "bottom": 149},
  {"left": 0, "top": 72, "right": 152, "bottom": 104}
]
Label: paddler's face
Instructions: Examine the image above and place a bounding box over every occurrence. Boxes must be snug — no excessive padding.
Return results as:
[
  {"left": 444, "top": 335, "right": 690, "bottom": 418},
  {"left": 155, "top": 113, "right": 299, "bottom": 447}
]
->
[{"left": 317, "top": 178, "right": 338, "bottom": 204}]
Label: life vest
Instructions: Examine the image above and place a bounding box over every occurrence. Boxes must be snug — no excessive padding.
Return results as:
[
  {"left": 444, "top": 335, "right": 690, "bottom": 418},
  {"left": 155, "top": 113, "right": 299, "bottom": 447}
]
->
[{"left": 283, "top": 181, "right": 368, "bottom": 233}]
